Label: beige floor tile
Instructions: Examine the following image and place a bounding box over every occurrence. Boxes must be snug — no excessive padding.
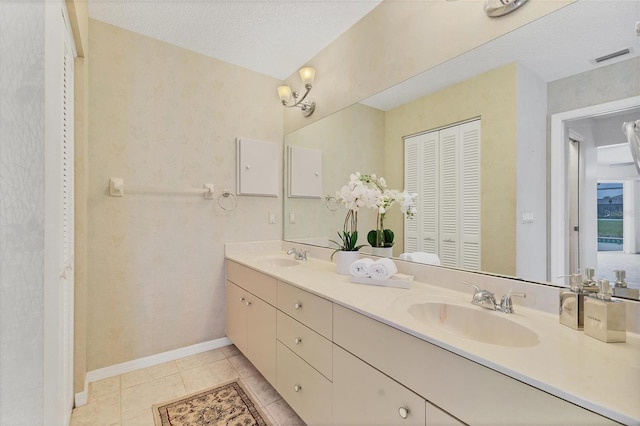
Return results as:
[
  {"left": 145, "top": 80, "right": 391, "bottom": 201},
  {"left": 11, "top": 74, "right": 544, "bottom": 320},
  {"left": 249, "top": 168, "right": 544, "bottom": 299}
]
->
[
  {"left": 120, "top": 361, "right": 178, "bottom": 389},
  {"left": 120, "top": 410, "right": 155, "bottom": 426},
  {"left": 70, "top": 391, "right": 121, "bottom": 426},
  {"left": 90, "top": 376, "right": 121, "bottom": 400},
  {"left": 244, "top": 373, "right": 281, "bottom": 407},
  {"left": 265, "top": 398, "right": 306, "bottom": 426},
  {"left": 175, "top": 348, "right": 226, "bottom": 372},
  {"left": 121, "top": 373, "right": 186, "bottom": 422},
  {"left": 228, "top": 353, "right": 260, "bottom": 378},
  {"left": 220, "top": 344, "right": 241, "bottom": 358},
  {"left": 180, "top": 358, "right": 239, "bottom": 393}
]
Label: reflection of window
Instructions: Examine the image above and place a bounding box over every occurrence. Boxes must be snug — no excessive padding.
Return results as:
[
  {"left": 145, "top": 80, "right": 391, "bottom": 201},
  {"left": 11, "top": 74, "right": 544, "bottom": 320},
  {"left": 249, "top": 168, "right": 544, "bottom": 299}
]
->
[{"left": 597, "top": 182, "right": 623, "bottom": 251}]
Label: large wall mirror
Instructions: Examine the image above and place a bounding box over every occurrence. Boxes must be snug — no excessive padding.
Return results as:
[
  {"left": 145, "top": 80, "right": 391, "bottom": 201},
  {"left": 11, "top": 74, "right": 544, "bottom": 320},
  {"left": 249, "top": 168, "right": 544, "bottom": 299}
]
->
[{"left": 284, "top": 1, "right": 640, "bottom": 300}]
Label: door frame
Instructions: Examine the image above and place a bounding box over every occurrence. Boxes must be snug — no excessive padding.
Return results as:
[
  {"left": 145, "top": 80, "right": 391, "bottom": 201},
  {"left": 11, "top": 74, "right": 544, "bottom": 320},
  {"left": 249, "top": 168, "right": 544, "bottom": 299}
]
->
[{"left": 550, "top": 95, "right": 640, "bottom": 284}]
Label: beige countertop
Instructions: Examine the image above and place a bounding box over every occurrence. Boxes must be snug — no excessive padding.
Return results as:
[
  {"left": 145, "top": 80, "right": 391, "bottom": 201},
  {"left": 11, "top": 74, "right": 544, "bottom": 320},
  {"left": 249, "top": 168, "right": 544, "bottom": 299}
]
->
[{"left": 225, "top": 250, "right": 640, "bottom": 424}]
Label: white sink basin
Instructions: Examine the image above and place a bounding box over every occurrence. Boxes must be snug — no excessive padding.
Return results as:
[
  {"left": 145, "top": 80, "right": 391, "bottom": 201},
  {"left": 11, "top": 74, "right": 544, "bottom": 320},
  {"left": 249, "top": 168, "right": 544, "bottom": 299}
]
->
[
  {"left": 257, "top": 255, "right": 301, "bottom": 268},
  {"left": 407, "top": 302, "right": 539, "bottom": 348}
]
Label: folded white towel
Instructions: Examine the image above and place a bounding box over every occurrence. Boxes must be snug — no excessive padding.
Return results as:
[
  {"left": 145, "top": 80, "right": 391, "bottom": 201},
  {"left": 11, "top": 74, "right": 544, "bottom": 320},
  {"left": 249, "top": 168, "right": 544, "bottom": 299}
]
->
[
  {"left": 369, "top": 258, "right": 398, "bottom": 281},
  {"left": 349, "top": 258, "right": 374, "bottom": 277},
  {"left": 399, "top": 252, "right": 441, "bottom": 266}
]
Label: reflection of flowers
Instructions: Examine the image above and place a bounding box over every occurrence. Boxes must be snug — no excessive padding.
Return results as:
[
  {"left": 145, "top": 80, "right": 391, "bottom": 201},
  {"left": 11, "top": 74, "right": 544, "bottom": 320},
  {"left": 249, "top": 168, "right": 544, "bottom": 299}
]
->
[{"left": 335, "top": 172, "right": 417, "bottom": 249}]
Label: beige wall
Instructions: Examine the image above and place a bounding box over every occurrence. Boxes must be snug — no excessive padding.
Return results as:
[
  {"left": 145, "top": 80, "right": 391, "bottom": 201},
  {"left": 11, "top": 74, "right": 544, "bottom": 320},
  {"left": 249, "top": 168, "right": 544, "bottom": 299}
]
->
[
  {"left": 284, "top": 103, "right": 385, "bottom": 245},
  {"left": 385, "top": 63, "right": 518, "bottom": 276},
  {"left": 283, "top": 0, "right": 574, "bottom": 134},
  {"left": 86, "top": 20, "right": 283, "bottom": 371}
]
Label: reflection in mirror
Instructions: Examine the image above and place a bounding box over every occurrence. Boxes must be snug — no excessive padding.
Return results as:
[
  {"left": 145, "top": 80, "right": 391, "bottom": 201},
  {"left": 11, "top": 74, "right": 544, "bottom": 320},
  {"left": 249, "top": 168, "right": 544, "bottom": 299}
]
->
[{"left": 283, "top": 0, "right": 640, "bottom": 300}]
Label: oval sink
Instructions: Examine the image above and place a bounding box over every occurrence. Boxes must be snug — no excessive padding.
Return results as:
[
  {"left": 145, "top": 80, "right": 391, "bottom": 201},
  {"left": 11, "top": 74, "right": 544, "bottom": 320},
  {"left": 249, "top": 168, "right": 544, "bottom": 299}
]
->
[
  {"left": 257, "top": 255, "right": 301, "bottom": 268},
  {"left": 407, "top": 302, "right": 539, "bottom": 348}
]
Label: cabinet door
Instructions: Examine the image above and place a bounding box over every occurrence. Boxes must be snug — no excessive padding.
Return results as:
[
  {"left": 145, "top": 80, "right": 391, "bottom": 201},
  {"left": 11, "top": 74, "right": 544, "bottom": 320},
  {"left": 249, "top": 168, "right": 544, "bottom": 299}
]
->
[
  {"left": 333, "top": 344, "right": 426, "bottom": 425},
  {"left": 225, "top": 281, "right": 248, "bottom": 354},
  {"left": 277, "top": 342, "right": 332, "bottom": 425},
  {"left": 247, "top": 295, "right": 276, "bottom": 385}
]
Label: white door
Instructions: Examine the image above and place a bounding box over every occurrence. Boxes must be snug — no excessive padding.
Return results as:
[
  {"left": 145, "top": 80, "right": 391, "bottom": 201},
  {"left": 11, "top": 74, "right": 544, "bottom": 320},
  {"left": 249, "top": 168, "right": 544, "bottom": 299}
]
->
[
  {"left": 43, "top": 2, "right": 76, "bottom": 423},
  {"left": 568, "top": 138, "right": 581, "bottom": 274}
]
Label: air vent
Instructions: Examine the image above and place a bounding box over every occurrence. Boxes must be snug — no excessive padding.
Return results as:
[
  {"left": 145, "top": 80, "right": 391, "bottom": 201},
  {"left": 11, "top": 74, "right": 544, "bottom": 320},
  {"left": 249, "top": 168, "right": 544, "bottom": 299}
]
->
[{"left": 593, "top": 48, "right": 632, "bottom": 64}]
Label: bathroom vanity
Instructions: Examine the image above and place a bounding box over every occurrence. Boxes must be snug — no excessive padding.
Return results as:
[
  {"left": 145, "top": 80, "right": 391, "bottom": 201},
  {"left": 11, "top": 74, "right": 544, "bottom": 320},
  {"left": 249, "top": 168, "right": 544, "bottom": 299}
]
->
[{"left": 225, "top": 247, "right": 639, "bottom": 425}]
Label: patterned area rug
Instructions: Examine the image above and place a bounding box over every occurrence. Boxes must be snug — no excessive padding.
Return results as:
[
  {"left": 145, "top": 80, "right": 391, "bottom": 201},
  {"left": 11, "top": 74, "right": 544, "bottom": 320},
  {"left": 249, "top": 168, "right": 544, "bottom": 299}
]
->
[{"left": 152, "top": 380, "right": 272, "bottom": 426}]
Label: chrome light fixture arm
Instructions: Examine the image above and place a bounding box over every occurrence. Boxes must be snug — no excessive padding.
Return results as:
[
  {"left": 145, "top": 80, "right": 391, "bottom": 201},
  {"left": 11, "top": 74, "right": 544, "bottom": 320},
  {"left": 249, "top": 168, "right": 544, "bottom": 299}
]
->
[{"left": 277, "top": 67, "right": 316, "bottom": 117}]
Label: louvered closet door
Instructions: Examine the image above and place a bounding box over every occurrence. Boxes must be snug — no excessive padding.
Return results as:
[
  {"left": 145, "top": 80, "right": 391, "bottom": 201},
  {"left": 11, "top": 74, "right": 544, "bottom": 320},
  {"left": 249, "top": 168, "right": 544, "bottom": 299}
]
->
[
  {"left": 421, "top": 132, "right": 439, "bottom": 254},
  {"left": 404, "top": 136, "right": 420, "bottom": 253},
  {"left": 438, "top": 126, "right": 460, "bottom": 267},
  {"left": 460, "top": 121, "right": 481, "bottom": 270}
]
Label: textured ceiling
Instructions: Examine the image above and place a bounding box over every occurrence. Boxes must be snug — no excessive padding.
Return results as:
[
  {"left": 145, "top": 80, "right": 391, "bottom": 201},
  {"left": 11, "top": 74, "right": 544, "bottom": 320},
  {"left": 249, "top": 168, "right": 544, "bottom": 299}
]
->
[{"left": 87, "top": 0, "right": 382, "bottom": 80}]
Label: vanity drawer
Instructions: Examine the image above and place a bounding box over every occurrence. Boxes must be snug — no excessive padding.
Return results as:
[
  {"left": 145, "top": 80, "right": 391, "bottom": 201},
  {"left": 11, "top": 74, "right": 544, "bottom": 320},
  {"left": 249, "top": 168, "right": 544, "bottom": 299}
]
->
[
  {"left": 226, "top": 260, "right": 276, "bottom": 305},
  {"left": 277, "top": 281, "right": 332, "bottom": 339},
  {"left": 276, "top": 341, "right": 332, "bottom": 425},
  {"left": 333, "top": 304, "right": 614, "bottom": 425},
  {"left": 277, "top": 310, "right": 332, "bottom": 380}
]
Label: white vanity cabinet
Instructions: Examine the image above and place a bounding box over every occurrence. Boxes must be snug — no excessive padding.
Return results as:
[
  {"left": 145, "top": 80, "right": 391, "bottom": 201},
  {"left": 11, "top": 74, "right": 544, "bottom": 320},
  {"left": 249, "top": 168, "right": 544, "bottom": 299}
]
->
[
  {"left": 225, "top": 259, "right": 618, "bottom": 425},
  {"left": 275, "top": 281, "right": 334, "bottom": 424},
  {"left": 225, "top": 261, "right": 277, "bottom": 385},
  {"left": 333, "top": 304, "right": 614, "bottom": 425}
]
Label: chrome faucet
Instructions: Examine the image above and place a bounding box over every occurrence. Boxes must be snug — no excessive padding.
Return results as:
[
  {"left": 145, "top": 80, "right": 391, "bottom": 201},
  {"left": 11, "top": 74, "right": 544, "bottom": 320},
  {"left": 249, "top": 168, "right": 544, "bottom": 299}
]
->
[
  {"left": 286, "top": 248, "right": 309, "bottom": 261},
  {"left": 499, "top": 290, "right": 526, "bottom": 314},
  {"left": 463, "top": 282, "right": 526, "bottom": 314}
]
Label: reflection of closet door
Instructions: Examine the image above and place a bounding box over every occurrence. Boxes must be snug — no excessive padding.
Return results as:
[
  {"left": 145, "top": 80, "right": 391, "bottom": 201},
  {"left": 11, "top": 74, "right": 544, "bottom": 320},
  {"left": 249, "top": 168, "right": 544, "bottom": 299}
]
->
[
  {"left": 460, "top": 121, "right": 481, "bottom": 270},
  {"left": 404, "top": 136, "right": 420, "bottom": 253},
  {"left": 439, "top": 126, "right": 460, "bottom": 267},
  {"left": 421, "top": 132, "right": 439, "bottom": 254}
]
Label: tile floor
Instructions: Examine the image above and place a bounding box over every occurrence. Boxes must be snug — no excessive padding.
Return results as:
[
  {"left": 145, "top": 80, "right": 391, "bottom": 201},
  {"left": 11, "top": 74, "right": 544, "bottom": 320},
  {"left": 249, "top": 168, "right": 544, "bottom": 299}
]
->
[{"left": 70, "top": 345, "right": 305, "bottom": 426}]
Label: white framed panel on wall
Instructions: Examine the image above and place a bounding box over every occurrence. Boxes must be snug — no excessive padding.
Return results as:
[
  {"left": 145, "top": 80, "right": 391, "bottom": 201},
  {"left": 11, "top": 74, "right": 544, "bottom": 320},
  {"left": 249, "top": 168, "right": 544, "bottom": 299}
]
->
[
  {"left": 236, "top": 137, "right": 279, "bottom": 197},
  {"left": 288, "top": 146, "right": 322, "bottom": 198}
]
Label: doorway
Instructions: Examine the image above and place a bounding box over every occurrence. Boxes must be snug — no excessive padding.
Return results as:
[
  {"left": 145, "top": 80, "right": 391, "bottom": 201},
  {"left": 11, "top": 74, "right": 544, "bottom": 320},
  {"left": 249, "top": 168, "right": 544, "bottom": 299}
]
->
[{"left": 551, "top": 96, "right": 640, "bottom": 286}]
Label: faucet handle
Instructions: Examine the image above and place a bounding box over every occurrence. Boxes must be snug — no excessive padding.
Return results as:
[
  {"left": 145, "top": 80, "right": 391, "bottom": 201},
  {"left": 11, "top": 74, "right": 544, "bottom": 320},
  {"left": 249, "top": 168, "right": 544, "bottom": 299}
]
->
[
  {"left": 500, "top": 290, "right": 526, "bottom": 314},
  {"left": 462, "top": 281, "right": 481, "bottom": 295}
]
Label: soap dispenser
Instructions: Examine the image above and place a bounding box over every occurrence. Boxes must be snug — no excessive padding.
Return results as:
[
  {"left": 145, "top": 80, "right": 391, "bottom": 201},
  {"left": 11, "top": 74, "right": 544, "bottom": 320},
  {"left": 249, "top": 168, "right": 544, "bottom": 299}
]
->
[
  {"left": 581, "top": 267, "right": 599, "bottom": 293},
  {"left": 612, "top": 269, "right": 640, "bottom": 299},
  {"left": 584, "top": 280, "right": 626, "bottom": 343},
  {"left": 559, "top": 273, "right": 586, "bottom": 330}
]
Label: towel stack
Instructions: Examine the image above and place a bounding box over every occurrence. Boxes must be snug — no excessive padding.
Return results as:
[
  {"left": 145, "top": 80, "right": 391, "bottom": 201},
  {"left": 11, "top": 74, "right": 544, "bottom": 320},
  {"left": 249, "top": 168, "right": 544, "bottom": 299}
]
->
[{"left": 349, "top": 257, "right": 398, "bottom": 280}]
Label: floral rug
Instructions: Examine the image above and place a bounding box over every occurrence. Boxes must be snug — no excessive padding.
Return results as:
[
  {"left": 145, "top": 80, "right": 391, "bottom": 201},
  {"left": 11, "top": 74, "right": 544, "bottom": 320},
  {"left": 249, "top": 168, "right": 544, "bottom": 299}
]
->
[{"left": 152, "top": 380, "right": 272, "bottom": 426}]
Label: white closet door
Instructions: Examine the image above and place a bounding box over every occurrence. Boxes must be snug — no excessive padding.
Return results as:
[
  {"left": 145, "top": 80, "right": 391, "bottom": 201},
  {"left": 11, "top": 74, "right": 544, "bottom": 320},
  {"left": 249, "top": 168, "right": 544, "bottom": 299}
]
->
[
  {"left": 438, "top": 126, "right": 460, "bottom": 267},
  {"left": 460, "top": 121, "right": 481, "bottom": 270},
  {"left": 404, "top": 136, "right": 420, "bottom": 252},
  {"left": 421, "top": 131, "right": 439, "bottom": 254}
]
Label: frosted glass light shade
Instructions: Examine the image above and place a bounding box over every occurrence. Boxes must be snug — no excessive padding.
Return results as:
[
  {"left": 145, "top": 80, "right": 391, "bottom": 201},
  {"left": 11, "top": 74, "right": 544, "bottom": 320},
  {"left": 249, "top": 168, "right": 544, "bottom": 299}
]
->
[
  {"left": 299, "top": 67, "right": 315, "bottom": 85},
  {"left": 277, "top": 86, "right": 292, "bottom": 102}
]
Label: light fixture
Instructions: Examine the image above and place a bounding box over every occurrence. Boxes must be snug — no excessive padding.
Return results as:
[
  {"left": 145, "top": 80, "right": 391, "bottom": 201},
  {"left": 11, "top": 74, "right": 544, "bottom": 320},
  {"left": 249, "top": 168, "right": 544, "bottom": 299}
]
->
[
  {"left": 277, "top": 67, "right": 316, "bottom": 117},
  {"left": 484, "top": 0, "right": 529, "bottom": 18}
]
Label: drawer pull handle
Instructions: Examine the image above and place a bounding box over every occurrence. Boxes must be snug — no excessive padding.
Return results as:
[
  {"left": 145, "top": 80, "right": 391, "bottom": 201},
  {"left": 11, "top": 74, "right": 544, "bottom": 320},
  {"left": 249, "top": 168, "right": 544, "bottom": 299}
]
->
[
  {"left": 245, "top": 301, "right": 252, "bottom": 307},
  {"left": 294, "top": 337, "right": 302, "bottom": 345},
  {"left": 294, "top": 303, "right": 303, "bottom": 310},
  {"left": 239, "top": 297, "right": 245, "bottom": 302},
  {"left": 293, "top": 384, "right": 302, "bottom": 392},
  {"left": 398, "top": 407, "right": 410, "bottom": 419}
]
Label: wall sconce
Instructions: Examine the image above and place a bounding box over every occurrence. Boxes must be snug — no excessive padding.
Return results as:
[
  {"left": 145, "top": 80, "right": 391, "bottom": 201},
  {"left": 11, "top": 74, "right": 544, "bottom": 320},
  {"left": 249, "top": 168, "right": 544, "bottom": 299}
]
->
[{"left": 277, "top": 67, "right": 316, "bottom": 117}]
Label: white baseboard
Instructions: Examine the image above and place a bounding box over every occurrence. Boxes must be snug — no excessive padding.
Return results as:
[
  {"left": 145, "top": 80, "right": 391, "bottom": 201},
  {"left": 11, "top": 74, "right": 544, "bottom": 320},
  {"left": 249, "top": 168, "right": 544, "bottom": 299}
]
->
[{"left": 74, "top": 337, "right": 232, "bottom": 407}]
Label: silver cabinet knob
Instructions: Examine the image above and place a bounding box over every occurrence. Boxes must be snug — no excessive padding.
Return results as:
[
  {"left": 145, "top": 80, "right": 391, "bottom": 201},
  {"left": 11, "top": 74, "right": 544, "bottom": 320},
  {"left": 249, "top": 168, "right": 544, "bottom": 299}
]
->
[
  {"left": 294, "top": 303, "right": 302, "bottom": 310},
  {"left": 239, "top": 297, "right": 245, "bottom": 302},
  {"left": 293, "top": 384, "right": 302, "bottom": 392},
  {"left": 294, "top": 337, "right": 302, "bottom": 345},
  {"left": 245, "top": 300, "right": 251, "bottom": 307},
  {"left": 398, "top": 407, "right": 410, "bottom": 419}
]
